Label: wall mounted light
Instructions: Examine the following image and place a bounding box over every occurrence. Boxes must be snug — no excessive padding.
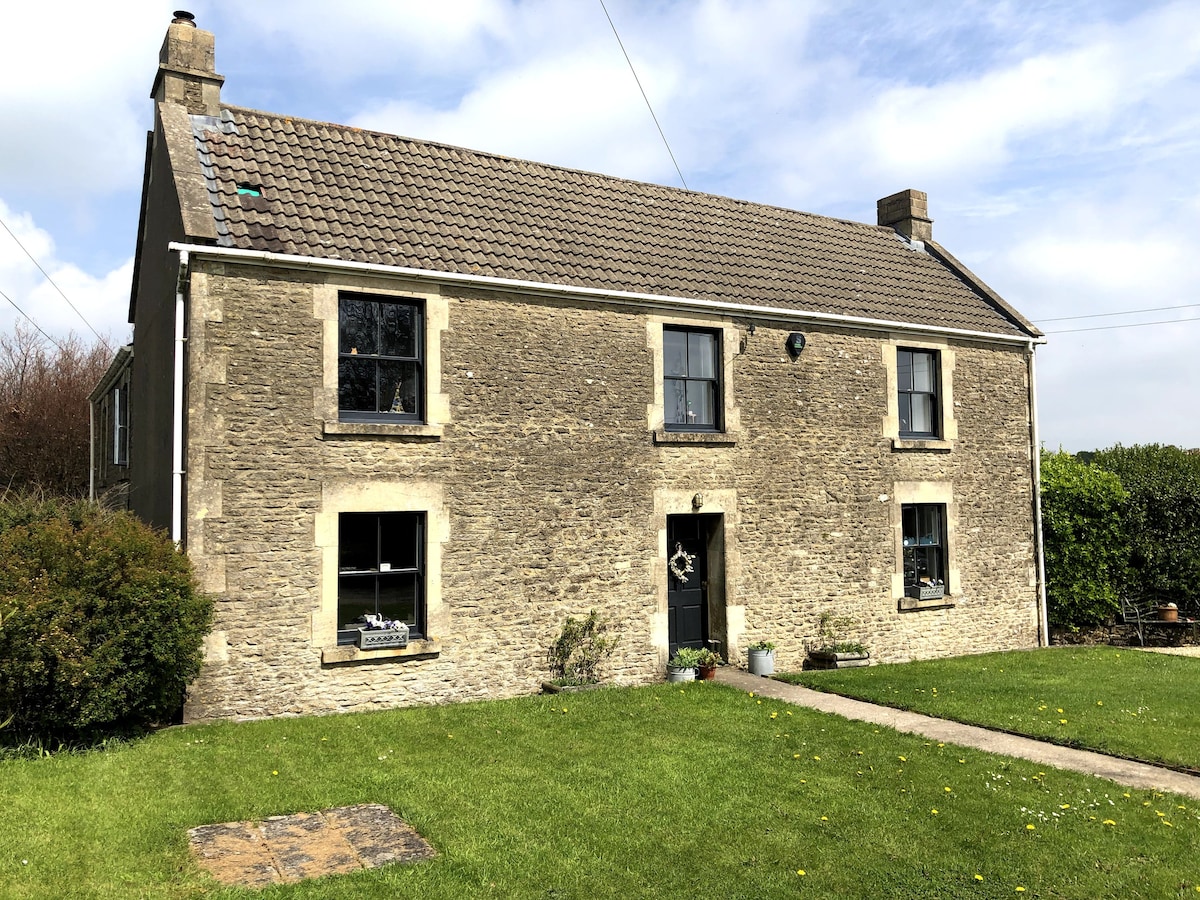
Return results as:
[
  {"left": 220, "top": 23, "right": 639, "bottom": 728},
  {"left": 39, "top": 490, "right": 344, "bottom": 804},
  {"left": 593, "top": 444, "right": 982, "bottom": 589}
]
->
[
  {"left": 692, "top": 492, "right": 704, "bottom": 510},
  {"left": 786, "top": 332, "right": 807, "bottom": 359}
]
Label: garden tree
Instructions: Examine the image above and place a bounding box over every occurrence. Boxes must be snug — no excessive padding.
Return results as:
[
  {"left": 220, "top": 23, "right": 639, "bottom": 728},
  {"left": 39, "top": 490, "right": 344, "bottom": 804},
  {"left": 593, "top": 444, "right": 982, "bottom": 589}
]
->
[
  {"left": 0, "top": 324, "right": 112, "bottom": 497},
  {"left": 1040, "top": 448, "right": 1128, "bottom": 629},
  {"left": 0, "top": 496, "right": 212, "bottom": 743},
  {"left": 1089, "top": 444, "right": 1200, "bottom": 605}
]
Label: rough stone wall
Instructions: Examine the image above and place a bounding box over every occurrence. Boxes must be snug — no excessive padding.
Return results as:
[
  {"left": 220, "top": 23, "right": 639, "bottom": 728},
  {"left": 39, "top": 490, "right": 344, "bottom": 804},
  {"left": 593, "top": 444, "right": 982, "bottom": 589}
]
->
[{"left": 182, "top": 261, "right": 1039, "bottom": 721}]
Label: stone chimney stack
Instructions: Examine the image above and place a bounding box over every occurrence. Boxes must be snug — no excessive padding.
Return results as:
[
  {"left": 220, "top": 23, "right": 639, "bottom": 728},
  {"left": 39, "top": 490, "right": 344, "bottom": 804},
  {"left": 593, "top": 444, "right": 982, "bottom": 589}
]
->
[
  {"left": 151, "top": 11, "right": 223, "bottom": 116},
  {"left": 877, "top": 189, "right": 933, "bottom": 243}
]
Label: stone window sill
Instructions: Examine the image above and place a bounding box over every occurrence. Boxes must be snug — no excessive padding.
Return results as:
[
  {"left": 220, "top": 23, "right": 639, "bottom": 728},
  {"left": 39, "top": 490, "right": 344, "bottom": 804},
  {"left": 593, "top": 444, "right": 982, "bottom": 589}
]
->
[
  {"left": 324, "top": 421, "right": 444, "bottom": 440},
  {"left": 654, "top": 430, "right": 738, "bottom": 446},
  {"left": 898, "top": 596, "right": 956, "bottom": 612},
  {"left": 321, "top": 638, "right": 441, "bottom": 665},
  {"left": 892, "top": 438, "right": 952, "bottom": 453}
]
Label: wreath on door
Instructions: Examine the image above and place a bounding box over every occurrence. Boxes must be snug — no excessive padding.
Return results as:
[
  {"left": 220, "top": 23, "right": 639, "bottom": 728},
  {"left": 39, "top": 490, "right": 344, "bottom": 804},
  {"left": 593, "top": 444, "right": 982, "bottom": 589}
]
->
[{"left": 669, "top": 542, "right": 696, "bottom": 583}]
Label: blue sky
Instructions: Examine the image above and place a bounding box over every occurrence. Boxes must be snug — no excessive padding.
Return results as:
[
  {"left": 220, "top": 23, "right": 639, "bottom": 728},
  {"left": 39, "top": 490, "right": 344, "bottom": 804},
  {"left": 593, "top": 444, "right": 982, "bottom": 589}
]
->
[{"left": 1, "top": 0, "right": 1197, "bottom": 451}]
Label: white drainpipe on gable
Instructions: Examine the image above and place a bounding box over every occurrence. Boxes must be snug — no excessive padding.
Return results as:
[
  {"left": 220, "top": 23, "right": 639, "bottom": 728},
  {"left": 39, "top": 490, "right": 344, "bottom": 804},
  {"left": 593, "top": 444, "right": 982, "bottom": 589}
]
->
[
  {"left": 172, "top": 249, "right": 189, "bottom": 545},
  {"left": 1028, "top": 340, "right": 1049, "bottom": 645}
]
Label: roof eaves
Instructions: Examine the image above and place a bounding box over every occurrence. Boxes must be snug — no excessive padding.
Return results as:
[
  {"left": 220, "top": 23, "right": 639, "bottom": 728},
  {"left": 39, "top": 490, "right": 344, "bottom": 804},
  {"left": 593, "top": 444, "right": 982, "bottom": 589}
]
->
[{"left": 925, "top": 239, "right": 1043, "bottom": 338}]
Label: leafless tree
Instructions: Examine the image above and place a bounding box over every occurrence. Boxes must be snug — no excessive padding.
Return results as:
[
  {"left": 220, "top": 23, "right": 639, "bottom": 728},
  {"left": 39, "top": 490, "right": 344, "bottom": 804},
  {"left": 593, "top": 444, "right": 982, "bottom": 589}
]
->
[{"left": 0, "top": 324, "right": 112, "bottom": 497}]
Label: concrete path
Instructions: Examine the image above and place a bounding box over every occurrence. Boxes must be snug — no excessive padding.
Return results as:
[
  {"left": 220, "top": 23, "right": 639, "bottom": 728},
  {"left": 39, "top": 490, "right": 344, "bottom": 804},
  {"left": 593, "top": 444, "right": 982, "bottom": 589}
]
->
[{"left": 715, "top": 667, "right": 1200, "bottom": 801}]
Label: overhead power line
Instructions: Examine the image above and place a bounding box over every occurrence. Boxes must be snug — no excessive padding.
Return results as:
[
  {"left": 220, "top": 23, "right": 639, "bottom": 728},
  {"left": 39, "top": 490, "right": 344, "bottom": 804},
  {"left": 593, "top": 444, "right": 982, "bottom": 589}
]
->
[
  {"left": 0, "top": 212, "right": 108, "bottom": 347},
  {"left": 1037, "top": 302, "right": 1200, "bottom": 324},
  {"left": 0, "top": 285, "right": 65, "bottom": 350},
  {"left": 1043, "top": 316, "right": 1200, "bottom": 335},
  {"left": 599, "top": 0, "right": 689, "bottom": 191}
]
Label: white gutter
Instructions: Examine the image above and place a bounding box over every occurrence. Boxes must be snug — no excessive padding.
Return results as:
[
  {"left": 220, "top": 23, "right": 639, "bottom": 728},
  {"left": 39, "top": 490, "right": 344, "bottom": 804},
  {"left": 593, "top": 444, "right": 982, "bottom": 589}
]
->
[
  {"left": 168, "top": 242, "right": 1046, "bottom": 347},
  {"left": 1028, "top": 340, "right": 1049, "bottom": 646},
  {"left": 172, "top": 250, "right": 189, "bottom": 546}
]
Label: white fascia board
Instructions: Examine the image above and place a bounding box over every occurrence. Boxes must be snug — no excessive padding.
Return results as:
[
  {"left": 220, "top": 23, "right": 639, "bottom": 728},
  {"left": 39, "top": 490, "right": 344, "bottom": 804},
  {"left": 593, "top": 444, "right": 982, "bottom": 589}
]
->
[{"left": 168, "top": 242, "right": 1046, "bottom": 346}]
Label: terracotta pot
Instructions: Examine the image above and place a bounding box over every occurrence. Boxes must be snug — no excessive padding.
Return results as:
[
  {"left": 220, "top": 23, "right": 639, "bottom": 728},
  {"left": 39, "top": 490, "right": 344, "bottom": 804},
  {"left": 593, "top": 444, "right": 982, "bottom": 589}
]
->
[{"left": 698, "top": 663, "right": 717, "bottom": 680}]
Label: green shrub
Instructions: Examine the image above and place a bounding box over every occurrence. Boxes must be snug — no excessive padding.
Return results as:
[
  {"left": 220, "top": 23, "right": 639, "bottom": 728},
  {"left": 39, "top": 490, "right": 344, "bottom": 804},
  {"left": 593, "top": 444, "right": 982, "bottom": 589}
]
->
[
  {"left": 1040, "top": 449, "right": 1128, "bottom": 629},
  {"left": 1089, "top": 444, "right": 1200, "bottom": 605},
  {"left": 0, "top": 501, "right": 212, "bottom": 743},
  {"left": 546, "top": 609, "right": 617, "bottom": 685}
]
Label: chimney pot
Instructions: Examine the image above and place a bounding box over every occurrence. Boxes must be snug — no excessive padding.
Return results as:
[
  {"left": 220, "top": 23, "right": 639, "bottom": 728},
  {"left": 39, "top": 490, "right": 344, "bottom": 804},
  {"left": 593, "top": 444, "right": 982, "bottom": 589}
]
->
[
  {"left": 172, "top": 11, "right": 196, "bottom": 26},
  {"left": 877, "top": 189, "right": 933, "bottom": 243}
]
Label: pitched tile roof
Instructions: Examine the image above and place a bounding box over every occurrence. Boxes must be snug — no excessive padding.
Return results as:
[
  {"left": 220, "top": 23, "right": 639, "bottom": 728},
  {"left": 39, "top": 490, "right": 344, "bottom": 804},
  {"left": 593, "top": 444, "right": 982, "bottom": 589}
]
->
[{"left": 187, "top": 105, "right": 1036, "bottom": 338}]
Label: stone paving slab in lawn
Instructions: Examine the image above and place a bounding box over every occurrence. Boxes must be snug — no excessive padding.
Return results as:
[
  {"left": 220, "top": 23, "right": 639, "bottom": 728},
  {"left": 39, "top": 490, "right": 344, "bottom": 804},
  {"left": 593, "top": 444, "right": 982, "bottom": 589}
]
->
[{"left": 188, "top": 803, "right": 435, "bottom": 887}]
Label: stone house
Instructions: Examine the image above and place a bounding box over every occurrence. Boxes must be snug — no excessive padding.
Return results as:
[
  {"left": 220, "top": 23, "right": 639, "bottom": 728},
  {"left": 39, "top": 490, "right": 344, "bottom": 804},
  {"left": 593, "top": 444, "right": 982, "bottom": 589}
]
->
[{"left": 100, "top": 13, "right": 1047, "bottom": 721}]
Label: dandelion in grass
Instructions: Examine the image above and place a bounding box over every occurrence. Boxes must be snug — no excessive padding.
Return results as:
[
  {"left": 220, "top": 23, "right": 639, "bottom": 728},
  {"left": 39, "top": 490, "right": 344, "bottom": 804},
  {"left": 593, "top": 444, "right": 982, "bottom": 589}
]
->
[
  {"left": 931, "top": 809, "right": 938, "bottom": 815},
  {"left": 1059, "top": 719, "right": 1067, "bottom": 724},
  {"left": 1163, "top": 821, "right": 1173, "bottom": 827},
  {"left": 1016, "top": 888, "right": 1026, "bottom": 893},
  {"left": 813, "top": 755, "right": 820, "bottom": 761},
  {"left": 1026, "top": 824, "right": 1035, "bottom": 831},
  {"left": 797, "top": 870, "right": 806, "bottom": 876},
  {"left": 899, "top": 756, "right": 907, "bottom": 762},
  {"left": 945, "top": 787, "right": 952, "bottom": 793},
  {"left": 272, "top": 770, "right": 278, "bottom": 776},
  {"left": 1103, "top": 819, "right": 1116, "bottom": 826},
  {"left": 1060, "top": 804, "right": 1070, "bottom": 810},
  {"left": 820, "top": 816, "right": 828, "bottom": 822},
  {"left": 974, "top": 874, "right": 984, "bottom": 882}
]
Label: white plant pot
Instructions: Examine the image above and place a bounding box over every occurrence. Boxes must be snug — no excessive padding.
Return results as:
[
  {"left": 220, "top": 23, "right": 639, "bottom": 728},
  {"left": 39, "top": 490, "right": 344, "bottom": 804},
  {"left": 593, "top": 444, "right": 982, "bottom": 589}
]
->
[
  {"left": 747, "top": 649, "right": 775, "bottom": 677},
  {"left": 666, "top": 665, "right": 696, "bottom": 683}
]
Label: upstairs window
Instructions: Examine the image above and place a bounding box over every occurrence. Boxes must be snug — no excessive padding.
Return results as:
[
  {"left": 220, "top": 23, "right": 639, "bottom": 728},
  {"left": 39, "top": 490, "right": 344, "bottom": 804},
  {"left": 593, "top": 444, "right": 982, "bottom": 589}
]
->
[
  {"left": 338, "top": 512, "right": 425, "bottom": 639},
  {"left": 664, "top": 326, "right": 721, "bottom": 431},
  {"left": 338, "top": 294, "right": 423, "bottom": 422},
  {"left": 897, "top": 349, "right": 940, "bottom": 438},
  {"left": 902, "top": 503, "right": 945, "bottom": 591}
]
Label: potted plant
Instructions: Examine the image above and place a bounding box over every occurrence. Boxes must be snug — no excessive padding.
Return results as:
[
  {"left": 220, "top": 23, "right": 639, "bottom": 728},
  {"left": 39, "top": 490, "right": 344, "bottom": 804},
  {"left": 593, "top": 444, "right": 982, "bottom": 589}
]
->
[
  {"left": 696, "top": 647, "right": 721, "bottom": 680},
  {"left": 666, "top": 647, "right": 703, "bottom": 683},
  {"left": 805, "top": 612, "right": 870, "bottom": 669},
  {"left": 1157, "top": 601, "right": 1179, "bottom": 622},
  {"left": 746, "top": 640, "right": 775, "bottom": 677},
  {"left": 542, "top": 610, "right": 618, "bottom": 693}
]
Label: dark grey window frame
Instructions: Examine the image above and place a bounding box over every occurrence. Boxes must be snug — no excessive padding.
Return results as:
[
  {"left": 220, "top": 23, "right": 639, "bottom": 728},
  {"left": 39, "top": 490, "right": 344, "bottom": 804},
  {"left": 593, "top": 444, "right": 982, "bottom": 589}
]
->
[
  {"left": 902, "top": 503, "right": 945, "bottom": 589},
  {"left": 337, "top": 292, "right": 424, "bottom": 423},
  {"left": 663, "top": 325, "right": 722, "bottom": 433},
  {"left": 897, "top": 348, "right": 940, "bottom": 439},
  {"left": 336, "top": 511, "right": 425, "bottom": 645}
]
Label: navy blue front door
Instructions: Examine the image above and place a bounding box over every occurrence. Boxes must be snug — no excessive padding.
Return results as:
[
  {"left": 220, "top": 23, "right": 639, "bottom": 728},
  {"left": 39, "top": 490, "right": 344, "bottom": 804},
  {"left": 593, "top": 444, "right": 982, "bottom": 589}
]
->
[{"left": 668, "top": 516, "right": 708, "bottom": 654}]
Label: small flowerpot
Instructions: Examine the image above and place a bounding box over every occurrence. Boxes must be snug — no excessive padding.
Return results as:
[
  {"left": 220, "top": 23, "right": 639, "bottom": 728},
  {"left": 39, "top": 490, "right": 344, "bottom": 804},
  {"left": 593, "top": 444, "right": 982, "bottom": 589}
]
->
[
  {"left": 1157, "top": 605, "right": 1179, "bottom": 622},
  {"left": 698, "top": 663, "right": 717, "bottom": 681},
  {"left": 666, "top": 665, "right": 696, "bottom": 683},
  {"left": 747, "top": 649, "right": 775, "bottom": 677}
]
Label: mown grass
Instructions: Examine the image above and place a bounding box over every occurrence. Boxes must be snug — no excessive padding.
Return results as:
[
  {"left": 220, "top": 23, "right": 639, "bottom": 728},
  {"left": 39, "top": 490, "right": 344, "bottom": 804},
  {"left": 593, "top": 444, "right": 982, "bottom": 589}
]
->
[
  {"left": 1, "top": 681, "right": 1198, "bottom": 898},
  {"left": 779, "top": 646, "right": 1200, "bottom": 771}
]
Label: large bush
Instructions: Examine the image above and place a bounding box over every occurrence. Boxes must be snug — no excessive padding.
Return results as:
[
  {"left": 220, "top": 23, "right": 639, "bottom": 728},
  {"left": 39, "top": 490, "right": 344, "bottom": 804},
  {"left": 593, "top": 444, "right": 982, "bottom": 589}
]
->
[
  {"left": 0, "top": 500, "right": 212, "bottom": 743},
  {"left": 1090, "top": 444, "right": 1200, "bottom": 605},
  {"left": 1040, "top": 449, "right": 1128, "bottom": 629}
]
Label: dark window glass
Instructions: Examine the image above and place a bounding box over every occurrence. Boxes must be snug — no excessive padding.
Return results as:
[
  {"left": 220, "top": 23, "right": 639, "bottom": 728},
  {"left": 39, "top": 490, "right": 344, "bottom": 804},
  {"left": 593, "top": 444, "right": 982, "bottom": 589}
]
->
[
  {"left": 338, "top": 294, "right": 423, "bottom": 421},
  {"left": 112, "top": 380, "right": 130, "bottom": 466},
  {"left": 664, "top": 326, "right": 721, "bottom": 431},
  {"left": 902, "top": 503, "right": 945, "bottom": 588},
  {"left": 338, "top": 512, "right": 424, "bottom": 634},
  {"left": 897, "top": 349, "right": 939, "bottom": 438}
]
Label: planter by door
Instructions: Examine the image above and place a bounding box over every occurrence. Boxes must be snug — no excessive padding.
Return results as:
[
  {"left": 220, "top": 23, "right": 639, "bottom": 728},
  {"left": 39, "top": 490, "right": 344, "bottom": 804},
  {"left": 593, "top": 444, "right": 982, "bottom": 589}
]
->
[
  {"left": 698, "top": 663, "right": 717, "bottom": 681},
  {"left": 806, "top": 650, "right": 870, "bottom": 670},
  {"left": 747, "top": 649, "right": 775, "bottom": 677},
  {"left": 666, "top": 665, "right": 696, "bottom": 683}
]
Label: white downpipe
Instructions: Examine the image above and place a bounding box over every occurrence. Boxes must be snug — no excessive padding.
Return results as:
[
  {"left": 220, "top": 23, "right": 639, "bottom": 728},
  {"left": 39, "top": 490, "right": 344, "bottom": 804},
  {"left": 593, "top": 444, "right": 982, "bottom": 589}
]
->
[
  {"left": 88, "top": 402, "right": 95, "bottom": 502},
  {"left": 1028, "top": 340, "right": 1049, "bottom": 646},
  {"left": 172, "top": 250, "right": 188, "bottom": 545}
]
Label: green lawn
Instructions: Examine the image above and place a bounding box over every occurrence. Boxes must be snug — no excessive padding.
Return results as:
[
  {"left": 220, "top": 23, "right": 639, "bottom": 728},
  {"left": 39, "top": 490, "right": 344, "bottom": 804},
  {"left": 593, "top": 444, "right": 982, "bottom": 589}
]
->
[
  {"left": 1, "top": 680, "right": 1198, "bottom": 898},
  {"left": 779, "top": 646, "right": 1200, "bottom": 771}
]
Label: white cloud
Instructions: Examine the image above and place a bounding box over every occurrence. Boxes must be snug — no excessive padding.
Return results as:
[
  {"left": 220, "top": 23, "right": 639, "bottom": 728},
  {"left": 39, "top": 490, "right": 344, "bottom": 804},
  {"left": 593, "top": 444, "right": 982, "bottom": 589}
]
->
[{"left": 0, "top": 200, "right": 131, "bottom": 347}]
